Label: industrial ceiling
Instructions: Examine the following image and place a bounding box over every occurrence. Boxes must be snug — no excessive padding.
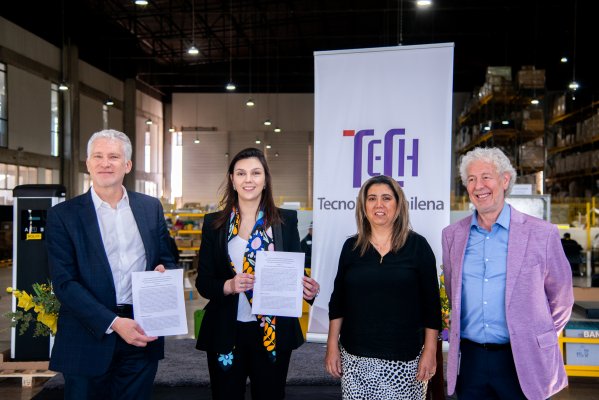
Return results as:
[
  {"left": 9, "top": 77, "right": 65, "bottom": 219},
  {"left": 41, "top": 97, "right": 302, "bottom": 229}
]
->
[{"left": 0, "top": 0, "right": 596, "bottom": 98}]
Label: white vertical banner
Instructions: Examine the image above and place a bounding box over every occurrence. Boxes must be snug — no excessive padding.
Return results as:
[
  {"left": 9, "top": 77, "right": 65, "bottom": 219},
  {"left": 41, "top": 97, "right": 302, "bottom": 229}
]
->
[{"left": 309, "top": 44, "right": 454, "bottom": 339}]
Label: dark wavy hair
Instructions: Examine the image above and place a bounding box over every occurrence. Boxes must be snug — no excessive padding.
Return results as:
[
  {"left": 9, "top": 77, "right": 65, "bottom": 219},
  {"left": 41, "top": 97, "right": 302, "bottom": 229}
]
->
[{"left": 213, "top": 147, "right": 281, "bottom": 229}]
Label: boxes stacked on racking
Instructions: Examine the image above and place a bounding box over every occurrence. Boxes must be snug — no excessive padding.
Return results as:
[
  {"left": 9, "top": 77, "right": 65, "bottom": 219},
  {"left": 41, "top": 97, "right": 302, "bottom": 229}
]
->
[
  {"left": 552, "top": 94, "right": 566, "bottom": 118},
  {"left": 517, "top": 66, "right": 545, "bottom": 89},
  {"left": 519, "top": 142, "right": 545, "bottom": 169},
  {"left": 578, "top": 111, "right": 599, "bottom": 143},
  {"left": 479, "top": 66, "right": 513, "bottom": 98},
  {"left": 522, "top": 108, "right": 545, "bottom": 132}
]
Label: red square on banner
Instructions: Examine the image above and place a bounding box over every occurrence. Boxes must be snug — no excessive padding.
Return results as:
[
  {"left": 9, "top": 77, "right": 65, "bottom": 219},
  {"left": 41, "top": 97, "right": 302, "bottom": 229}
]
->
[{"left": 343, "top": 130, "right": 355, "bottom": 137}]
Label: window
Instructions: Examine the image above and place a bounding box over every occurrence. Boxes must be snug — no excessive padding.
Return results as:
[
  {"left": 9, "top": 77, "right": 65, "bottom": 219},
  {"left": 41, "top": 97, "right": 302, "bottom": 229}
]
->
[
  {"left": 144, "top": 130, "right": 151, "bottom": 173},
  {"left": 102, "top": 104, "right": 108, "bottom": 129},
  {"left": 80, "top": 172, "right": 91, "bottom": 194},
  {"left": 171, "top": 131, "right": 182, "bottom": 203},
  {"left": 50, "top": 83, "right": 60, "bottom": 156},
  {"left": 0, "top": 63, "right": 7, "bottom": 148},
  {"left": 135, "top": 179, "right": 157, "bottom": 198},
  {"left": 0, "top": 163, "right": 52, "bottom": 205}
]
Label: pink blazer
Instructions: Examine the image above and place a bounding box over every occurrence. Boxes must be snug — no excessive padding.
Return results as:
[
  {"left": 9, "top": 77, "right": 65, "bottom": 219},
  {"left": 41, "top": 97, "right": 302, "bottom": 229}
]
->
[{"left": 442, "top": 206, "right": 574, "bottom": 400}]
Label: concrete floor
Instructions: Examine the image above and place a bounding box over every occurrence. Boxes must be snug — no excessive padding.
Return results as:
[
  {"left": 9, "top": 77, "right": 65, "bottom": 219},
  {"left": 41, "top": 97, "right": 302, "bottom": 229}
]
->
[{"left": 1, "top": 266, "right": 598, "bottom": 399}]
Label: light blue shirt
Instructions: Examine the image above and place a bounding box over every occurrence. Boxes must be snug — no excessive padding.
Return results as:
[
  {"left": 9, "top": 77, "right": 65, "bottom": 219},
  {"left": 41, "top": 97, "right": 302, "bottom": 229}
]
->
[{"left": 460, "top": 203, "right": 510, "bottom": 344}]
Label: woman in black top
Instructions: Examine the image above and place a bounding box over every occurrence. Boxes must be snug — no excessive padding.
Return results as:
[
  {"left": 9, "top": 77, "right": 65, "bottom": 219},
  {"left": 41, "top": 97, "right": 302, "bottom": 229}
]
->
[
  {"left": 195, "top": 148, "right": 320, "bottom": 399},
  {"left": 325, "top": 175, "right": 441, "bottom": 400}
]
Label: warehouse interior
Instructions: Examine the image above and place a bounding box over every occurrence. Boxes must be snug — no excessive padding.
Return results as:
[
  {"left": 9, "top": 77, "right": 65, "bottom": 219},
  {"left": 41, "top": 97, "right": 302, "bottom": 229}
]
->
[{"left": 0, "top": 1, "right": 598, "bottom": 398}]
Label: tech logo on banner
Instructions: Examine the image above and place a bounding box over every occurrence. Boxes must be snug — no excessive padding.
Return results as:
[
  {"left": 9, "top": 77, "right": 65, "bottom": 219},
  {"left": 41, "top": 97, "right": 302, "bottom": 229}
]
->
[{"left": 343, "top": 128, "right": 418, "bottom": 188}]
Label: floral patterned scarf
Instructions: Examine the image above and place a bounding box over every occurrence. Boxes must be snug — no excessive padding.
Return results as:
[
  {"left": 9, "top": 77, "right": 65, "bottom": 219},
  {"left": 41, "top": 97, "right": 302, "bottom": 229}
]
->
[{"left": 217, "top": 208, "right": 277, "bottom": 369}]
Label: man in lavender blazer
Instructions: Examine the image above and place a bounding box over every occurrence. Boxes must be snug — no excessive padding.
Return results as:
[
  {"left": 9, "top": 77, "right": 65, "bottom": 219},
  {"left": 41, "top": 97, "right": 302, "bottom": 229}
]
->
[{"left": 442, "top": 147, "right": 573, "bottom": 400}]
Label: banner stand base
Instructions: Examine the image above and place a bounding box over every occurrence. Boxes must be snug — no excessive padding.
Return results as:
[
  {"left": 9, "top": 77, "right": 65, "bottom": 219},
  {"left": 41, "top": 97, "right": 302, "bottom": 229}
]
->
[{"left": 306, "top": 333, "right": 328, "bottom": 343}]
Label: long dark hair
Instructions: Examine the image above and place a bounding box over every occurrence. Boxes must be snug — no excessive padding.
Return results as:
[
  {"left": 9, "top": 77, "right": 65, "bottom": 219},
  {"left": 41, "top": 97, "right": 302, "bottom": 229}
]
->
[{"left": 213, "top": 147, "right": 281, "bottom": 229}]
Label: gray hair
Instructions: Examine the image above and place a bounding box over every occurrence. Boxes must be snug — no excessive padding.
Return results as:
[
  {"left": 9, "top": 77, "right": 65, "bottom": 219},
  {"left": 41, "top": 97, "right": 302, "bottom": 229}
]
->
[
  {"left": 459, "top": 147, "right": 517, "bottom": 195},
  {"left": 87, "top": 129, "right": 132, "bottom": 161}
]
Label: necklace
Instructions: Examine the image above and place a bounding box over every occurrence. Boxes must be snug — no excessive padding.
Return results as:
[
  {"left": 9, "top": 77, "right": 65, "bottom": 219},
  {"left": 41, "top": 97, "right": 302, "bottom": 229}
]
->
[{"left": 371, "top": 237, "right": 391, "bottom": 264}]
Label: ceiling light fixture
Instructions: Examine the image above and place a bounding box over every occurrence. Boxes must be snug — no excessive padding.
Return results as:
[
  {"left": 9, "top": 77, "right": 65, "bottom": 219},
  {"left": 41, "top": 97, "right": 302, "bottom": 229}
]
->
[
  {"left": 273, "top": 127, "right": 281, "bottom": 133},
  {"left": 194, "top": 135, "right": 200, "bottom": 144},
  {"left": 266, "top": 144, "right": 272, "bottom": 149},
  {"left": 169, "top": 127, "right": 175, "bottom": 133},
  {"left": 225, "top": 0, "right": 236, "bottom": 91},
  {"left": 145, "top": 119, "right": 153, "bottom": 125},
  {"left": 568, "top": 81, "right": 579, "bottom": 91},
  {"left": 134, "top": 0, "right": 148, "bottom": 5},
  {"left": 568, "top": 1, "right": 579, "bottom": 93},
  {"left": 530, "top": 98, "right": 540, "bottom": 105},
  {"left": 246, "top": 98, "right": 255, "bottom": 107},
  {"left": 560, "top": 57, "right": 568, "bottom": 63},
  {"left": 263, "top": 119, "right": 272, "bottom": 126},
  {"left": 416, "top": 0, "right": 433, "bottom": 8},
  {"left": 58, "top": 82, "right": 69, "bottom": 91},
  {"left": 105, "top": 99, "right": 114, "bottom": 106},
  {"left": 188, "top": 0, "right": 199, "bottom": 56},
  {"left": 275, "top": 152, "right": 279, "bottom": 157},
  {"left": 255, "top": 138, "right": 261, "bottom": 144}
]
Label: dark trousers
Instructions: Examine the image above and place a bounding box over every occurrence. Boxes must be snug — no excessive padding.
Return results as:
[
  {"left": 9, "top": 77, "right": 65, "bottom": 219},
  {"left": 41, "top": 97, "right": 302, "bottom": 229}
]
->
[
  {"left": 63, "top": 336, "right": 159, "bottom": 400},
  {"left": 207, "top": 321, "right": 292, "bottom": 400},
  {"left": 456, "top": 339, "right": 526, "bottom": 400}
]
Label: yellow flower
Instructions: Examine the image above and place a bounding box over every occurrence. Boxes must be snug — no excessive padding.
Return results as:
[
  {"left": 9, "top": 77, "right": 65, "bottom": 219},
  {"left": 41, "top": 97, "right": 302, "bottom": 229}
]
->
[
  {"left": 37, "top": 311, "right": 58, "bottom": 335},
  {"left": 5, "top": 283, "right": 60, "bottom": 337},
  {"left": 16, "top": 291, "right": 35, "bottom": 311}
]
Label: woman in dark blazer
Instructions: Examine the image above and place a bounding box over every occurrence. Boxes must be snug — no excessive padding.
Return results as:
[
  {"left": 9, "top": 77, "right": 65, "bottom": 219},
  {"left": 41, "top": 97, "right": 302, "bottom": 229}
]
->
[{"left": 196, "top": 147, "right": 320, "bottom": 400}]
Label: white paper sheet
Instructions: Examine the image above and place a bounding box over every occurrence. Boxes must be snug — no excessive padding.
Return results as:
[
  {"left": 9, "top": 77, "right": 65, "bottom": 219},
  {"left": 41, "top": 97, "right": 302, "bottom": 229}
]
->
[
  {"left": 252, "top": 251, "right": 305, "bottom": 318},
  {"left": 131, "top": 269, "right": 188, "bottom": 336}
]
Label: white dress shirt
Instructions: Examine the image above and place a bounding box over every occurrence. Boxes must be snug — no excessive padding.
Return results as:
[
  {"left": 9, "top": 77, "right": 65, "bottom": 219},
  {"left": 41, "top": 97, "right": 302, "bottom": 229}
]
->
[
  {"left": 228, "top": 235, "right": 255, "bottom": 322},
  {"left": 91, "top": 186, "right": 147, "bottom": 305}
]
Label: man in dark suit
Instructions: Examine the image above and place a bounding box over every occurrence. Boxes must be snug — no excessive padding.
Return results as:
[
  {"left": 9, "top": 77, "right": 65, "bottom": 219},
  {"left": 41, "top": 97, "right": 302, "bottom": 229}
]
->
[
  {"left": 46, "top": 129, "right": 176, "bottom": 400},
  {"left": 300, "top": 222, "right": 313, "bottom": 268},
  {"left": 561, "top": 232, "right": 583, "bottom": 276}
]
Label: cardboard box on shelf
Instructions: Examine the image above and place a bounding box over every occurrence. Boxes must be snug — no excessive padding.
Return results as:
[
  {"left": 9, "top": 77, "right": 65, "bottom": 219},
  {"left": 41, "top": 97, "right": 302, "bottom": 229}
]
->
[
  {"left": 552, "top": 94, "right": 566, "bottom": 118},
  {"left": 175, "top": 238, "right": 193, "bottom": 248},
  {"left": 564, "top": 343, "right": 599, "bottom": 366},
  {"left": 517, "top": 67, "right": 545, "bottom": 89},
  {"left": 565, "top": 321, "right": 599, "bottom": 338},
  {"left": 519, "top": 145, "right": 544, "bottom": 168},
  {"left": 523, "top": 119, "right": 544, "bottom": 132},
  {"left": 486, "top": 66, "right": 512, "bottom": 81},
  {"left": 574, "top": 287, "right": 599, "bottom": 302}
]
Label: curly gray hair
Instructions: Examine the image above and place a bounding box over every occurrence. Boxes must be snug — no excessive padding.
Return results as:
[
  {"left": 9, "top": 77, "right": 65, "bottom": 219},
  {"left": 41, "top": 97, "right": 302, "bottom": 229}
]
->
[{"left": 459, "top": 147, "right": 517, "bottom": 195}]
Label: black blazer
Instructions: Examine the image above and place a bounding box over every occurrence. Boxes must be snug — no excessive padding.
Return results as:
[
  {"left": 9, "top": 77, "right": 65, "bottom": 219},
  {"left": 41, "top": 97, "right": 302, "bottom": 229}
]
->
[{"left": 195, "top": 208, "right": 305, "bottom": 353}]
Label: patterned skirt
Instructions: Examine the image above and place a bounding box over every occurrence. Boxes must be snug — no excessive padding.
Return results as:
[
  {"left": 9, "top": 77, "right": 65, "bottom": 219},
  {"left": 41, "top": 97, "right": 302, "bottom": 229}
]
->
[{"left": 340, "top": 345, "right": 427, "bottom": 400}]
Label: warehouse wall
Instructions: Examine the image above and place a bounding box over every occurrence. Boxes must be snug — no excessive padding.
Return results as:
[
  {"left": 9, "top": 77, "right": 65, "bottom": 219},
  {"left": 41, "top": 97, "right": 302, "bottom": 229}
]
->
[{"left": 172, "top": 93, "right": 313, "bottom": 208}]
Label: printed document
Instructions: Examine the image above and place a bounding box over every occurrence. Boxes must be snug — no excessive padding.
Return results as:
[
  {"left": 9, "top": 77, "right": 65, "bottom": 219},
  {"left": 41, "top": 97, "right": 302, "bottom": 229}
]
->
[
  {"left": 252, "top": 251, "right": 305, "bottom": 318},
  {"left": 131, "top": 269, "right": 188, "bottom": 336}
]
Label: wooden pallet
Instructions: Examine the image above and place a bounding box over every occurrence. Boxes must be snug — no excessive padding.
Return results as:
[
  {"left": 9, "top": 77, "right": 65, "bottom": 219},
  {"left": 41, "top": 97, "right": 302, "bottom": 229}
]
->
[
  {"left": 0, "top": 368, "right": 56, "bottom": 387},
  {"left": 0, "top": 350, "right": 55, "bottom": 387}
]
